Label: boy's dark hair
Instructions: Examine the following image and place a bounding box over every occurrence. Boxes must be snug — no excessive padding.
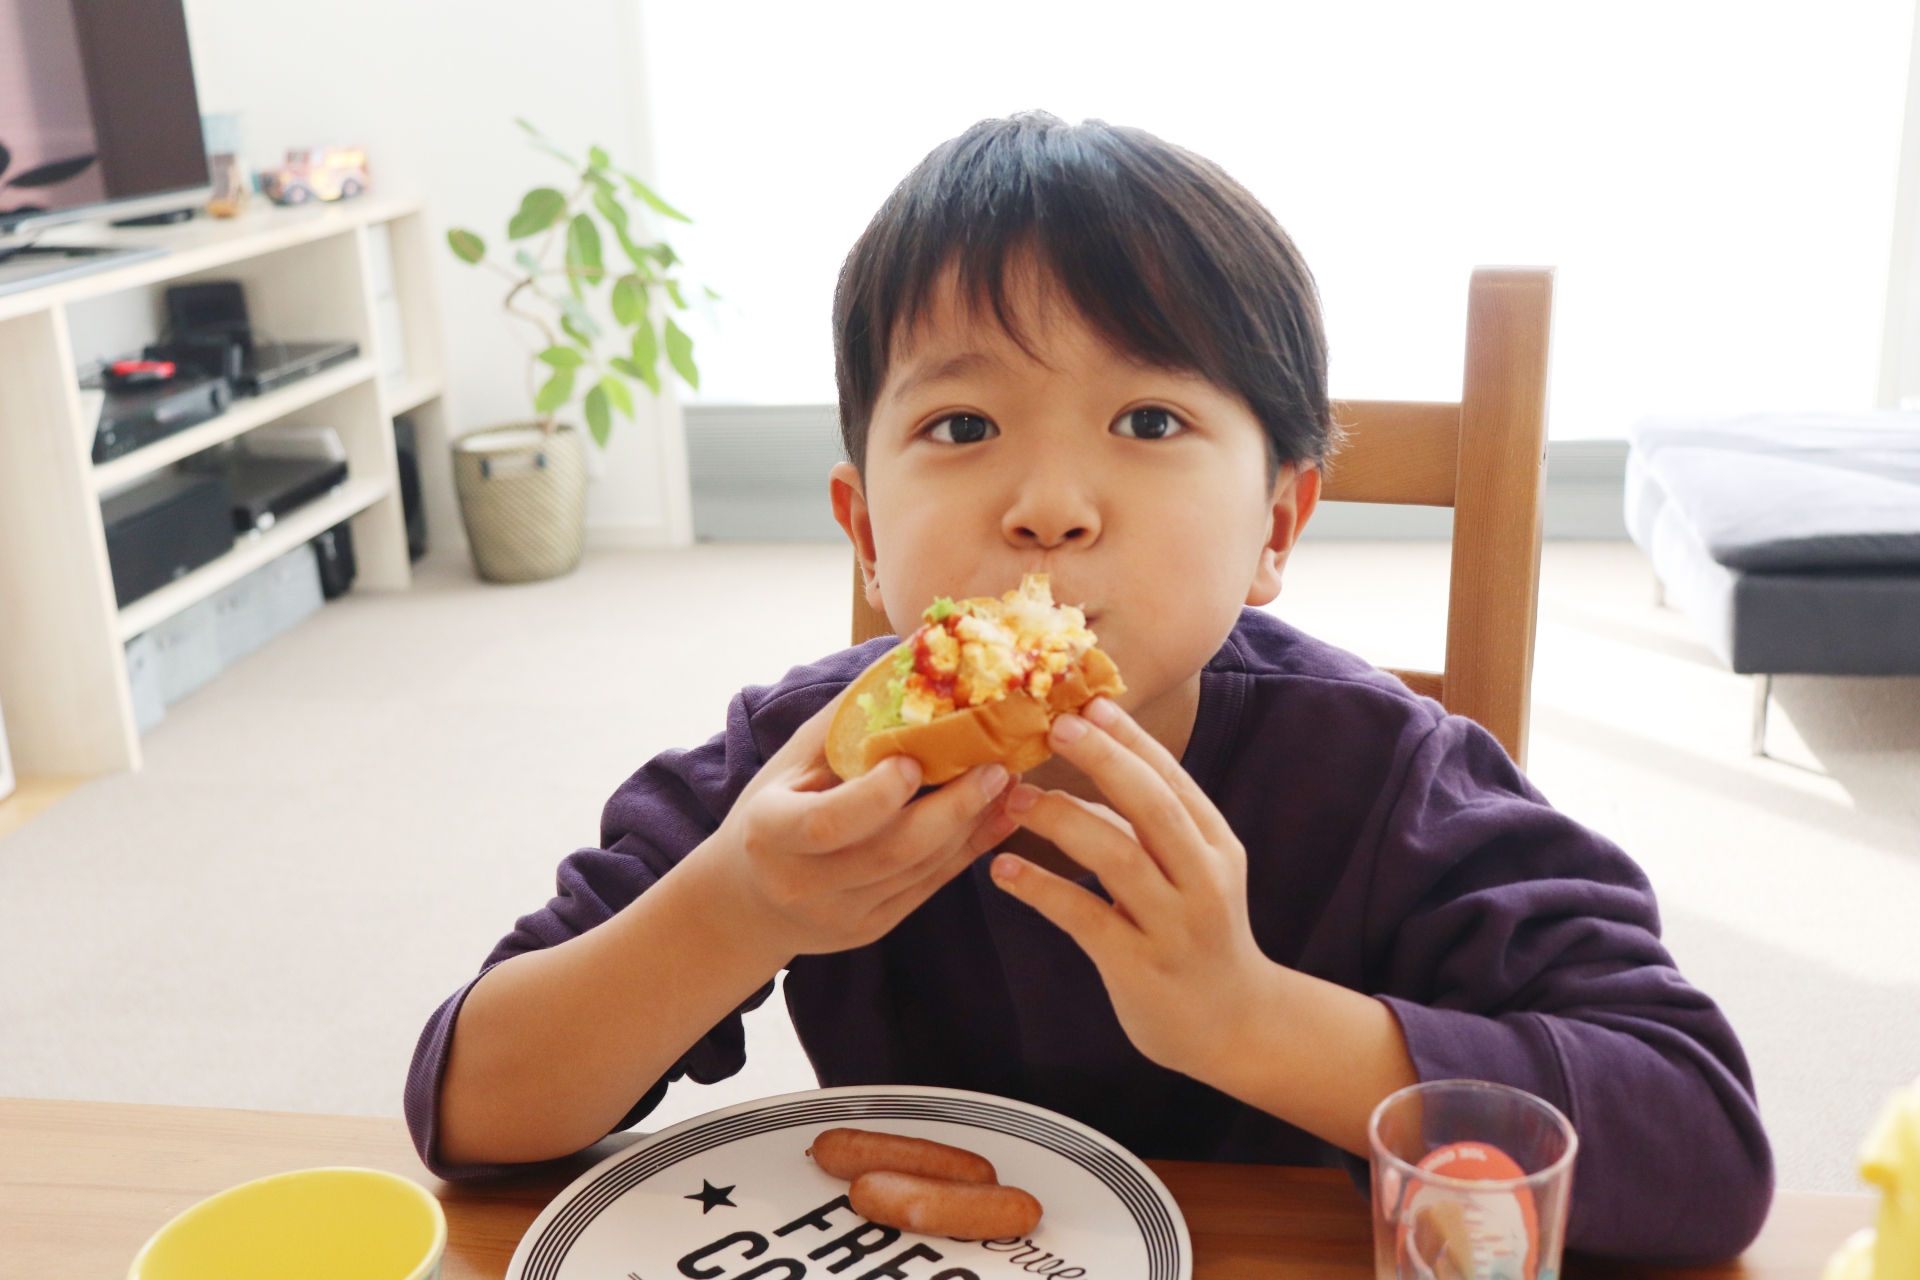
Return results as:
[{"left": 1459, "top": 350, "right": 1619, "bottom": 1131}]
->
[{"left": 833, "top": 111, "right": 1331, "bottom": 478}]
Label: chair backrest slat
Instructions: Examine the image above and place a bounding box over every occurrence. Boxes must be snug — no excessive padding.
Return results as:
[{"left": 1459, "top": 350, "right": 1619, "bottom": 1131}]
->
[{"left": 1322, "top": 401, "right": 1461, "bottom": 507}]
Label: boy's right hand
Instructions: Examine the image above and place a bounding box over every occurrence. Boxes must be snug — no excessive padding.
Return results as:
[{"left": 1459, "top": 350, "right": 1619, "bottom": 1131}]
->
[{"left": 689, "top": 692, "right": 1017, "bottom": 960}]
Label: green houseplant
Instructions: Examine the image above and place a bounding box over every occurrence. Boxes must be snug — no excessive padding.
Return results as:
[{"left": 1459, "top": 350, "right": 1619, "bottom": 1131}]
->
[{"left": 443, "top": 121, "right": 704, "bottom": 582}]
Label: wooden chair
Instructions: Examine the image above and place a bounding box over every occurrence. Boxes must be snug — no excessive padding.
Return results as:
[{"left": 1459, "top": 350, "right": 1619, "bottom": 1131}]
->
[{"left": 852, "top": 267, "right": 1555, "bottom": 767}]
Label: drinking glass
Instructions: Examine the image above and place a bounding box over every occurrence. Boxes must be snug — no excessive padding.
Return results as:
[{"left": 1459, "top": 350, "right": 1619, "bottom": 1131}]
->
[{"left": 1369, "top": 1079, "right": 1578, "bottom": 1280}]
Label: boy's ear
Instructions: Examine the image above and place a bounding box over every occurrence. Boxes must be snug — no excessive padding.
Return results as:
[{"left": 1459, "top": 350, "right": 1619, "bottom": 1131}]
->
[
  {"left": 1245, "top": 464, "right": 1321, "bottom": 608},
  {"left": 830, "top": 461, "right": 887, "bottom": 613}
]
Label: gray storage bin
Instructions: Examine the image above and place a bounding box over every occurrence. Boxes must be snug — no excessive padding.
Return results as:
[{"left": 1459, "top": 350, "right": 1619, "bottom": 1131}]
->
[{"left": 123, "top": 543, "right": 326, "bottom": 733}]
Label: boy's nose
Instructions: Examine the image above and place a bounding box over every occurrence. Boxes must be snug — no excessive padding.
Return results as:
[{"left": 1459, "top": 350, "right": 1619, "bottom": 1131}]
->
[{"left": 1002, "top": 478, "right": 1101, "bottom": 551}]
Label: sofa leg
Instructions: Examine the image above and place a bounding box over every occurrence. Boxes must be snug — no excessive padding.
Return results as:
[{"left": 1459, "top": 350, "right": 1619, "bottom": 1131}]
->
[{"left": 1751, "top": 673, "right": 1773, "bottom": 757}]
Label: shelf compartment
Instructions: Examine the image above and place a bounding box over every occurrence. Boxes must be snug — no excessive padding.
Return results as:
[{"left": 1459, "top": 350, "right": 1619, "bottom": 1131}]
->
[
  {"left": 116, "top": 475, "right": 390, "bottom": 641},
  {"left": 384, "top": 373, "right": 444, "bottom": 417},
  {"left": 90, "top": 357, "right": 378, "bottom": 494}
]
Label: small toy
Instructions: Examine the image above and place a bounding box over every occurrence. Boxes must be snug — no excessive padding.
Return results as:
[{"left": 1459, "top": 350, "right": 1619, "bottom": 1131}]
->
[
  {"left": 260, "top": 145, "right": 369, "bottom": 206},
  {"left": 1824, "top": 1077, "right": 1920, "bottom": 1280}
]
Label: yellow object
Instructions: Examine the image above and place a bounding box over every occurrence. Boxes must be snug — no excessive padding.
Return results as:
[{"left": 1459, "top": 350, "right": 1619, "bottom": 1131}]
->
[
  {"left": 128, "top": 1166, "right": 445, "bottom": 1280},
  {"left": 1824, "top": 1078, "right": 1920, "bottom": 1280}
]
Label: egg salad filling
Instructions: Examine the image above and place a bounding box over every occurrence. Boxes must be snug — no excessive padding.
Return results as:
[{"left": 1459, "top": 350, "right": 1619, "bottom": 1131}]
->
[{"left": 858, "top": 574, "right": 1099, "bottom": 733}]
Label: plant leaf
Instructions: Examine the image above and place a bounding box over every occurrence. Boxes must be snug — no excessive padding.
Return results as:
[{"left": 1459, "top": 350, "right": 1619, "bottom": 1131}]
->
[
  {"left": 620, "top": 171, "right": 691, "bottom": 222},
  {"left": 592, "top": 185, "right": 630, "bottom": 233},
  {"left": 599, "top": 374, "right": 635, "bottom": 419},
  {"left": 446, "top": 228, "right": 486, "bottom": 264},
  {"left": 703, "top": 284, "right": 723, "bottom": 301},
  {"left": 4, "top": 154, "right": 95, "bottom": 188},
  {"left": 514, "top": 249, "right": 542, "bottom": 275},
  {"left": 664, "top": 279, "right": 687, "bottom": 309},
  {"left": 534, "top": 368, "right": 576, "bottom": 414},
  {"left": 558, "top": 294, "right": 600, "bottom": 340},
  {"left": 537, "top": 345, "right": 584, "bottom": 369},
  {"left": 664, "top": 317, "right": 698, "bottom": 391},
  {"left": 508, "top": 187, "right": 568, "bottom": 239},
  {"left": 650, "top": 242, "right": 680, "bottom": 268},
  {"left": 630, "top": 321, "right": 662, "bottom": 394},
  {"left": 610, "top": 274, "right": 645, "bottom": 327},
  {"left": 515, "top": 118, "right": 579, "bottom": 167},
  {"left": 565, "top": 213, "right": 604, "bottom": 296},
  {"left": 588, "top": 145, "right": 611, "bottom": 172},
  {"left": 584, "top": 385, "right": 612, "bottom": 448}
]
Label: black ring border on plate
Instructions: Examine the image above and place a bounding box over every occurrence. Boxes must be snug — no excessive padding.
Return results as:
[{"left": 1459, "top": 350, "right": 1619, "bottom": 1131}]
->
[{"left": 519, "top": 1095, "right": 1183, "bottom": 1280}]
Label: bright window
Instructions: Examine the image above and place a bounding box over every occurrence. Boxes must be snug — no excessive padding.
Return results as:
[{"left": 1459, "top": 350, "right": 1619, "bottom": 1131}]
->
[{"left": 643, "top": 1, "right": 1912, "bottom": 436}]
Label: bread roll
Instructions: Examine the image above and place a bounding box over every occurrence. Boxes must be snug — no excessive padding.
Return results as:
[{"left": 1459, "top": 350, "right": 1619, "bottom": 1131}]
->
[{"left": 827, "top": 575, "right": 1123, "bottom": 784}]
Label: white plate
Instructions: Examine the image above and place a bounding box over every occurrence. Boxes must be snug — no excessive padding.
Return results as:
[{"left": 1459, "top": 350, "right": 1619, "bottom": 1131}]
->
[{"left": 506, "top": 1085, "right": 1192, "bottom": 1280}]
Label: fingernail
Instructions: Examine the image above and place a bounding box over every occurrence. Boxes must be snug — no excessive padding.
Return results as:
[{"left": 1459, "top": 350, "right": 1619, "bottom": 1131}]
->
[
  {"left": 1083, "top": 697, "right": 1119, "bottom": 727},
  {"left": 977, "top": 763, "right": 1008, "bottom": 796},
  {"left": 991, "top": 853, "right": 1022, "bottom": 883},
  {"left": 1006, "top": 783, "right": 1039, "bottom": 814},
  {"left": 893, "top": 755, "right": 922, "bottom": 786},
  {"left": 1052, "top": 715, "right": 1088, "bottom": 745}
]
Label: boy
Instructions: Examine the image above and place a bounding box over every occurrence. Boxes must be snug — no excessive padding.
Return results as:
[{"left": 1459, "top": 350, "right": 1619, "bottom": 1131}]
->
[{"left": 407, "top": 113, "right": 1772, "bottom": 1260}]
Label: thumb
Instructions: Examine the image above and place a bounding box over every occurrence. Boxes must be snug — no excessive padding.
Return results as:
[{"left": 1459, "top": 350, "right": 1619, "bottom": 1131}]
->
[{"left": 990, "top": 854, "right": 1132, "bottom": 962}]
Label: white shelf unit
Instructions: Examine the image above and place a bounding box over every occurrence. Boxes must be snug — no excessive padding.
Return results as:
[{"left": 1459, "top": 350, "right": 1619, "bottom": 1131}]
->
[{"left": 0, "top": 195, "right": 447, "bottom": 776}]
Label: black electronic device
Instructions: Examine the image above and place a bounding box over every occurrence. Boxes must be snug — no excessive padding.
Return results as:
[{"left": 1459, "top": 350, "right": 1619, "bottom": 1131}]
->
[
  {"left": 186, "top": 453, "right": 348, "bottom": 531},
  {"left": 158, "top": 280, "right": 358, "bottom": 396},
  {"left": 247, "top": 339, "right": 358, "bottom": 395},
  {"left": 392, "top": 415, "right": 428, "bottom": 561},
  {"left": 0, "top": 0, "right": 211, "bottom": 238},
  {"left": 93, "top": 373, "right": 232, "bottom": 464},
  {"left": 100, "top": 470, "right": 234, "bottom": 607},
  {"left": 311, "top": 521, "right": 357, "bottom": 598}
]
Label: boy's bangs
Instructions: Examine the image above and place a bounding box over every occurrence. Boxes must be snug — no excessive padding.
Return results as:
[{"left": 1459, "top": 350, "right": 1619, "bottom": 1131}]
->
[{"left": 835, "top": 112, "right": 1330, "bottom": 474}]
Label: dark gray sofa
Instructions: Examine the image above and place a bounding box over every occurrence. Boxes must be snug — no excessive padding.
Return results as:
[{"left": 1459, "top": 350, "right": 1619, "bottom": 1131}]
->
[{"left": 1624, "top": 412, "right": 1920, "bottom": 752}]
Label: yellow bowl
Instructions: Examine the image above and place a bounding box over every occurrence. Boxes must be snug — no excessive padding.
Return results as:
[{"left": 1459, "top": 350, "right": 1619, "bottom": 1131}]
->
[{"left": 128, "top": 1166, "right": 446, "bottom": 1280}]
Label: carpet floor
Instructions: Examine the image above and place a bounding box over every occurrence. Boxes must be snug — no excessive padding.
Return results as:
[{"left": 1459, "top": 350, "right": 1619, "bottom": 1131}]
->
[{"left": 2, "top": 540, "right": 1914, "bottom": 1193}]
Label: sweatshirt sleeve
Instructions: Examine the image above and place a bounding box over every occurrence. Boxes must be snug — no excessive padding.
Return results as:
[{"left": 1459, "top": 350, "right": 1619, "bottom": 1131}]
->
[
  {"left": 402, "top": 663, "right": 853, "bottom": 1180},
  {"left": 1364, "top": 715, "right": 1774, "bottom": 1262}
]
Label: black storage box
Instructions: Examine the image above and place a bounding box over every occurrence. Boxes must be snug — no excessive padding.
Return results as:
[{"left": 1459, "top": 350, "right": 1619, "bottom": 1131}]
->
[{"left": 101, "top": 470, "right": 235, "bottom": 607}]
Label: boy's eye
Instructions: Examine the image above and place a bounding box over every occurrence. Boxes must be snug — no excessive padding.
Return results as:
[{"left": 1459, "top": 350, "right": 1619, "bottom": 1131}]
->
[
  {"left": 927, "top": 414, "right": 998, "bottom": 445},
  {"left": 1112, "top": 407, "right": 1185, "bottom": 440}
]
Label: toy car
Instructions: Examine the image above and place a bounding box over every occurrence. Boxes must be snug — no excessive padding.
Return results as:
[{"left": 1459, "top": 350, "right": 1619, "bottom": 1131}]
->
[{"left": 261, "top": 146, "right": 369, "bottom": 206}]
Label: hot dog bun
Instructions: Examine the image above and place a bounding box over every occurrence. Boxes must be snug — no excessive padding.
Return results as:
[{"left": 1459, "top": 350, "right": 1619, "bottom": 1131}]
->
[{"left": 827, "top": 575, "right": 1123, "bottom": 785}]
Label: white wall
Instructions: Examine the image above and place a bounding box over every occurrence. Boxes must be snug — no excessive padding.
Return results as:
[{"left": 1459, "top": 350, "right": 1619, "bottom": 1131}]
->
[
  {"left": 643, "top": 0, "right": 1913, "bottom": 438},
  {"left": 181, "top": 0, "right": 690, "bottom": 547}
]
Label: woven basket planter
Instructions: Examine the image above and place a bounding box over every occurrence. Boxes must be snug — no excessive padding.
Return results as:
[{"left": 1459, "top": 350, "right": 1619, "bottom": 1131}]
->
[{"left": 452, "top": 424, "right": 586, "bottom": 583}]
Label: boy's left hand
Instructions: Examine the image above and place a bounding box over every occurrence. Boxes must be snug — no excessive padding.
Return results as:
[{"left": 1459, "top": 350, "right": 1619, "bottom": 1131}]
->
[{"left": 989, "top": 696, "right": 1281, "bottom": 1082}]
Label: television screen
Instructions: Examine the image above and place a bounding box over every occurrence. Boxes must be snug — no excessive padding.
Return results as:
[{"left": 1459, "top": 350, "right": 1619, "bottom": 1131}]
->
[{"left": 0, "top": 0, "right": 208, "bottom": 232}]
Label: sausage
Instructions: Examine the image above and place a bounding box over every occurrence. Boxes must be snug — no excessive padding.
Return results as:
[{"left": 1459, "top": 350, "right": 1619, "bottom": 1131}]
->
[
  {"left": 808, "top": 1128, "right": 997, "bottom": 1184},
  {"left": 849, "top": 1171, "right": 1044, "bottom": 1239}
]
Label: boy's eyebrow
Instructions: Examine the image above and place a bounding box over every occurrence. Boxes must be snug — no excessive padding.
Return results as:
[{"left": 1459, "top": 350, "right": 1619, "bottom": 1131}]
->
[{"left": 885, "top": 351, "right": 997, "bottom": 403}]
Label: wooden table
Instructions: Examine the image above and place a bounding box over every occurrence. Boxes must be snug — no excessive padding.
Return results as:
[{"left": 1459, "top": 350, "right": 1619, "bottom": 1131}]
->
[{"left": 0, "top": 1098, "right": 1871, "bottom": 1280}]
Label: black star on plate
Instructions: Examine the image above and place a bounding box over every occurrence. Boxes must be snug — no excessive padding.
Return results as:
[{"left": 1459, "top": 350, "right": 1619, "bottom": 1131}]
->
[{"left": 686, "top": 1179, "right": 737, "bottom": 1213}]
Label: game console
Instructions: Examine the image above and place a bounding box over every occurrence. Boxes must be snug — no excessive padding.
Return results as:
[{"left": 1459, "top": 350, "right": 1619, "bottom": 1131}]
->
[
  {"left": 101, "top": 470, "right": 235, "bottom": 607},
  {"left": 154, "top": 280, "right": 358, "bottom": 396},
  {"left": 92, "top": 373, "right": 232, "bottom": 464}
]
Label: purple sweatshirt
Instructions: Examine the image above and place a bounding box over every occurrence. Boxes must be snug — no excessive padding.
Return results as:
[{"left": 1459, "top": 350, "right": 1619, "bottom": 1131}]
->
[{"left": 405, "top": 608, "right": 1772, "bottom": 1261}]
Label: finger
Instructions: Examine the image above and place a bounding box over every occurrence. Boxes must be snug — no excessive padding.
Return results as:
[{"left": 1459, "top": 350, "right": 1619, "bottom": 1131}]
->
[
  {"left": 866, "top": 772, "right": 1018, "bottom": 896},
  {"left": 873, "top": 796, "right": 1019, "bottom": 918},
  {"left": 1045, "top": 712, "right": 1217, "bottom": 889},
  {"left": 859, "top": 762, "right": 1011, "bottom": 877},
  {"left": 1080, "top": 697, "right": 1238, "bottom": 848},
  {"left": 1010, "top": 787, "right": 1180, "bottom": 921},
  {"left": 989, "top": 853, "right": 1134, "bottom": 962},
  {"left": 754, "top": 752, "right": 925, "bottom": 855}
]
